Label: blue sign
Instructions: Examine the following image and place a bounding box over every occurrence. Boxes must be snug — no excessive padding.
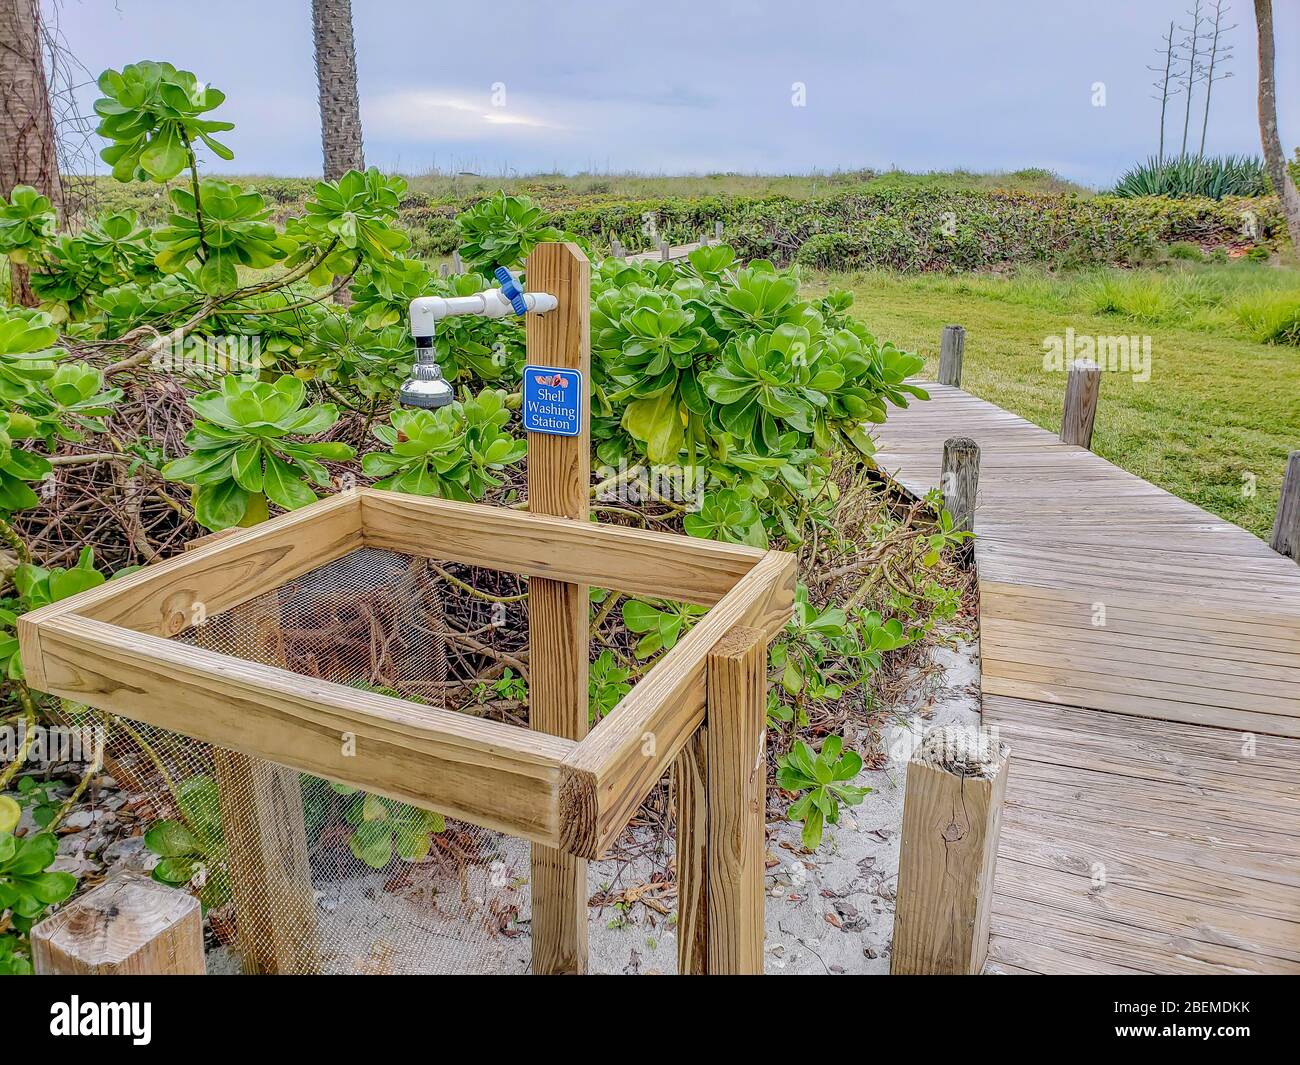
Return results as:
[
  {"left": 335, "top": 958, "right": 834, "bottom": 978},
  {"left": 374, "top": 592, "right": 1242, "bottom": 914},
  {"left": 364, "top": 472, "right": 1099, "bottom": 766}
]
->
[{"left": 522, "top": 364, "right": 583, "bottom": 437}]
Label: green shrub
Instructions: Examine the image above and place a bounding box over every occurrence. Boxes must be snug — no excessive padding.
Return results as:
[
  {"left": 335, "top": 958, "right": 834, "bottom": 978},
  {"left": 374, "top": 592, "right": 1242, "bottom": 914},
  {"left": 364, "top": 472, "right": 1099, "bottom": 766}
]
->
[
  {"left": 1232, "top": 292, "right": 1300, "bottom": 345},
  {"left": 1112, "top": 155, "right": 1270, "bottom": 200},
  {"left": 1167, "top": 241, "right": 1204, "bottom": 262}
]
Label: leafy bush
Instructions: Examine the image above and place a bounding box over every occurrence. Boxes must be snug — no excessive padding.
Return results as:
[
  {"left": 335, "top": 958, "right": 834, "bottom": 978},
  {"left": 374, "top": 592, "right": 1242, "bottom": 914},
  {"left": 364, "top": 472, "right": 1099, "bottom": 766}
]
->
[
  {"left": 1167, "top": 240, "right": 1204, "bottom": 262},
  {"left": 0, "top": 830, "right": 77, "bottom": 973},
  {"left": 0, "top": 57, "right": 962, "bottom": 899},
  {"left": 1111, "top": 155, "right": 1270, "bottom": 200},
  {"left": 1233, "top": 292, "right": 1300, "bottom": 345}
]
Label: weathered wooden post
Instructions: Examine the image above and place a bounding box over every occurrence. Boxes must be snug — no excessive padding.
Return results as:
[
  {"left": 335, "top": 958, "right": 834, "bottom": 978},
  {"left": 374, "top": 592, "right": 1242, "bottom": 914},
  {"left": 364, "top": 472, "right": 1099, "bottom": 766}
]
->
[
  {"left": 439, "top": 262, "right": 451, "bottom": 278},
  {"left": 1271, "top": 451, "right": 1300, "bottom": 562},
  {"left": 524, "top": 242, "right": 592, "bottom": 975},
  {"left": 32, "top": 876, "right": 205, "bottom": 975},
  {"left": 674, "top": 625, "right": 768, "bottom": 975},
  {"left": 714, "top": 221, "right": 724, "bottom": 242},
  {"left": 610, "top": 237, "right": 625, "bottom": 259},
  {"left": 942, "top": 436, "right": 980, "bottom": 568},
  {"left": 659, "top": 238, "right": 671, "bottom": 262},
  {"left": 892, "top": 726, "right": 1010, "bottom": 975},
  {"left": 451, "top": 249, "right": 464, "bottom": 275},
  {"left": 1060, "top": 359, "right": 1101, "bottom": 449},
  {"left": 937, "top": 325, "right": 965, "bottom": 388}
]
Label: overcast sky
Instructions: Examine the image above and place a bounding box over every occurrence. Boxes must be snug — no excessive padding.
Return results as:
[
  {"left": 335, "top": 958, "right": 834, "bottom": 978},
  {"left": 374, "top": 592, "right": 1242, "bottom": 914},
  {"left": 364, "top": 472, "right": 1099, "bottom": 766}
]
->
[{"left": 53, "top": 0, "right": 1300, "bottom": 188}]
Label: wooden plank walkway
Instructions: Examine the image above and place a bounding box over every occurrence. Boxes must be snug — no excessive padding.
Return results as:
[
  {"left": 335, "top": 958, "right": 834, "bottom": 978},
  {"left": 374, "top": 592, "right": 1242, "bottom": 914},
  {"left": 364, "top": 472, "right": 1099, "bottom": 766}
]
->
[{"left": 873, "top": 383, "right": 1300, "bottom": 975}]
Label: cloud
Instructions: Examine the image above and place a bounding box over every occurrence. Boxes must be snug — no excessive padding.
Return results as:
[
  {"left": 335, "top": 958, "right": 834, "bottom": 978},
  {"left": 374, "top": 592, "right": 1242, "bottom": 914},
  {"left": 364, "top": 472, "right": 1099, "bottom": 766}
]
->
[{"left": 365, "top": 90, "right": 564, "bottom": 140}]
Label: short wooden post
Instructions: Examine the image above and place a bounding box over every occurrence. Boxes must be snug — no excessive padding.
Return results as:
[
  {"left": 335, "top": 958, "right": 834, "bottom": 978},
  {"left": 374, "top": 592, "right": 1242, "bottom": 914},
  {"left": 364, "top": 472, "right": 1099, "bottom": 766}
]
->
[
  {"left": 675, "top": 625, "right": 767, "bottom": 975},
  {"left": 1060, "top": 359, "right": 1101, "bottom": 449},
  {"left": 610, "top": 237, "right": 624, "bottom": 258},
  {"left": 892, "top": 726, "right": 1010, "bottom": 975},
  {"left": 714, "top": 221, "right": 724, "bottom": 242},
  {"left": 937, "top": 324, "right": 965, "bottom": 387},
  {"left": 941, "top": 436, "right": 979, "bottom": 568},
  {"left": 439, "top": 262, "right": 451, "bottom": 278},
  {"left": 32, "top": 876, "right": 205, "bottom": 975},
  {"left": 525, "top": 242, "right": 592, "bottom": 975},
  {"left": 659, "top": 238, "right": 671, "bottom": 262},
  {"left": 1271, "top": 451, "right": 1300, "bottom": 562},
  {"left": 451, "top": 249, "right": 463, "bottom": 275},
  {"left": 698, "top": 230, "right": 708, "bottom": 247}
]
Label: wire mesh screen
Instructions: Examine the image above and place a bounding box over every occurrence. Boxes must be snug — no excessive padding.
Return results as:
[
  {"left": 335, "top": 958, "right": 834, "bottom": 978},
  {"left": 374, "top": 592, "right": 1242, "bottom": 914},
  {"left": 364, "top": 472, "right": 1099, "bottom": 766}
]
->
[
  {"left": 50, "top": 547, "right": 686, "bottom": 973},
  {"left": 80, "top": 548, "right": 542, "bottom": 974}
]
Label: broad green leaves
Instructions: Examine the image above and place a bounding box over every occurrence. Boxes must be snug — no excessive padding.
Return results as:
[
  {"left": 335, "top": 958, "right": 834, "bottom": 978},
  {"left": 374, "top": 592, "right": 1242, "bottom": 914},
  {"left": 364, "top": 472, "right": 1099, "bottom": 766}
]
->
[
  {"left": 162, "top": 375, "right": 354, "bottom": 529},
  {"left": 0, "top": 186, "right": 57, "bottom": 262},
  {"left": 154, "top": 180, "right": 284, "bottom": 294},
  {"left": 95, "top": 61, "right": 233, "bottom": 182},
  {"left": 0, "top": 831, "right": 77, "bottom": 936},
  {"left": 455, "top": 191, "right": 564, "bottom": 275},
  {"left": 340, "top": 789, "right": 445, "bottom": 868},
  {"left": 144, "top": 775, "right": 230, "bottom": 908},
  {"left": 621, "top": 598, "right": 707, "bottom": 658},
  {"left": 362, "top": 388, "right": 526, "bottom": 500},
  {"left": 776, "top": 737, "right": 871, "bottom": 850}
]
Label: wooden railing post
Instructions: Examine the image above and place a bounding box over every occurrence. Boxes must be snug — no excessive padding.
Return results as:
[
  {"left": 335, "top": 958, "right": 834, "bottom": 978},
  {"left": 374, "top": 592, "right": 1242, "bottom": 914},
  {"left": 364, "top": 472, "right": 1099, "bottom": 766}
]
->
[
  {"left": 32, "top": 876, "right": 205, "bottom": 975},
  {"left": 891, "top": 726, "right": 1010, "bottom": 975},
  {"left": 937, "top": 325, "right": 965, "bottom": 387},
  {"left": 675, "top": 625, "right": 767, "bottom": 975},
  {"left": 1270, "top": 450, "right": 1300, "bottom": 562},
  {"left": 942, "top": 436, "right": 980, "bottom": 568},
  {"left": 525, "top": 242, "right": 592, "bottom": 975},
  {"left": 1060, "top": 359, "right": 1101, "bottom": 449}
]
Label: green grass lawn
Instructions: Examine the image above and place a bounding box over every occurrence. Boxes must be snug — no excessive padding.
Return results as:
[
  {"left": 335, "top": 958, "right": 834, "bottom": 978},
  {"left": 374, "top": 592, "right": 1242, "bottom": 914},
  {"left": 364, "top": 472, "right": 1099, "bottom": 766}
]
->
[{"left": 812, "top": 264, "right": 1300, "bottom": 539}]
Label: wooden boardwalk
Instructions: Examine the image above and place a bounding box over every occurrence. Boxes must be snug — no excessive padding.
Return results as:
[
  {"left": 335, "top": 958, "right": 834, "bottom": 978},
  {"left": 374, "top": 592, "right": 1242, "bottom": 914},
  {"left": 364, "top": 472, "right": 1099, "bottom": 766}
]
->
[{"left": 874, "top": 383, "right": 1300, "bottom": 975}]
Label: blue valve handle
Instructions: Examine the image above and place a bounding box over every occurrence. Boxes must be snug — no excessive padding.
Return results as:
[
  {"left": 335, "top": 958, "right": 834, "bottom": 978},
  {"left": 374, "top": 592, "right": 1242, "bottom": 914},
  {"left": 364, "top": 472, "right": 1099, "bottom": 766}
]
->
[{"left": 494, "top": 266, "right": 528, "bottom": 315}]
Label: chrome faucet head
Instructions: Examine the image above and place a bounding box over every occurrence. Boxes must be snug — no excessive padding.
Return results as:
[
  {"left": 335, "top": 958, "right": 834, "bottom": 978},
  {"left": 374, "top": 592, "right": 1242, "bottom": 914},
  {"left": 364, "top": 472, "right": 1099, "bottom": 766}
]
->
[{"left": 399, "top": 340, "right": 454, "bottom": 409}]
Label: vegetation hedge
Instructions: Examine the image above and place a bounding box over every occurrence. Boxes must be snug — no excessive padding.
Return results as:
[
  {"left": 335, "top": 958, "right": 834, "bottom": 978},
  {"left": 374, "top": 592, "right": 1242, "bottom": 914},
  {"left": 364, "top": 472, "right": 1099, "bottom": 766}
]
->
[{"left": 85, "top": 178, "right": 1287, "bottom": 276}]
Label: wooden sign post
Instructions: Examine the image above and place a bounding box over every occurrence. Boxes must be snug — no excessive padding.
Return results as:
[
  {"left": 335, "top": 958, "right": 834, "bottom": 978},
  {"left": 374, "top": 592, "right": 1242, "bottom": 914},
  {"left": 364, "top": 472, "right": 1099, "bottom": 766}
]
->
[{"left": 524, "top": 242, "right": 592, "bottom": 974}]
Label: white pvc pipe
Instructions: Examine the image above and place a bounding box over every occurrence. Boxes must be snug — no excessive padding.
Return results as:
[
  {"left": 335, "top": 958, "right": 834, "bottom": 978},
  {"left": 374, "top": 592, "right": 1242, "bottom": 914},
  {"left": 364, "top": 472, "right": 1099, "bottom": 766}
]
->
[{"left": 409, "top": 289, "right": 558, "bottom": 337}]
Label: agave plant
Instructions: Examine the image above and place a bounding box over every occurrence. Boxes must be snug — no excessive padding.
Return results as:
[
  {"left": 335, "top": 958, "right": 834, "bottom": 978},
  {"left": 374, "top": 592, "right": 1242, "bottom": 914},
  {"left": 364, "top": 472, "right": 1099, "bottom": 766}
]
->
[
  {"left": 162, "top": 374, "right": 354, "bottom": 529},
  {"left": 1111, "top": 155, "right": 1269, "bottom": 200}
]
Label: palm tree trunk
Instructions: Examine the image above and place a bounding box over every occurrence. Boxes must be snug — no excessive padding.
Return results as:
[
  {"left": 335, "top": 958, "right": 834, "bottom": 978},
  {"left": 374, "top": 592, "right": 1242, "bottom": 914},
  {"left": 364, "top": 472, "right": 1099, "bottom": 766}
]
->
[
  {"left": 312, "top": 0, "right": 365, "bottom": 181},
  {"left": 0, "top": 0, "right": 62, "bottom": 306},
  {"left": 1253, "top": 0, "right": 1300, "bottom": 257}
]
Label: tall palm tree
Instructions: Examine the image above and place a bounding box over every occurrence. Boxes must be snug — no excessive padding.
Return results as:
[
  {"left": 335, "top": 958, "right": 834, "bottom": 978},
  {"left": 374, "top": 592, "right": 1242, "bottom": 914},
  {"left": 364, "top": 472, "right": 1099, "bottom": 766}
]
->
[
  {"left": 1252, "top": 0, "right": 1300, "bottom": 256},
  {"left": 312, "top": 0, "right": 364, "bottom": 180},
  {"left": 0, "top": 0, "right": 62, "bottom": 305}
]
